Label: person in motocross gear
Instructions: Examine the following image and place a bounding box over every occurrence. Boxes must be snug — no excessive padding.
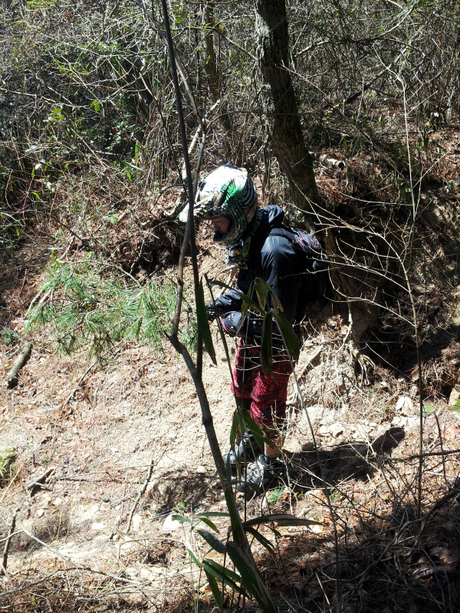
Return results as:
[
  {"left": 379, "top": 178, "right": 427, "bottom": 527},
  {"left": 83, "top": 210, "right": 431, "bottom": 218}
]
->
[{"left": 184, "top": 164, "right": 327, "bottom": 493}]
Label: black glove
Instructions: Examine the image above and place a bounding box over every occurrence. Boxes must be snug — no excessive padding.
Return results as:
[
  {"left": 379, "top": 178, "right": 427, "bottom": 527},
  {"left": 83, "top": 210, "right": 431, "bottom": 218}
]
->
[{"left": 205, "top": 301, "right": 220, "bottom": 322}]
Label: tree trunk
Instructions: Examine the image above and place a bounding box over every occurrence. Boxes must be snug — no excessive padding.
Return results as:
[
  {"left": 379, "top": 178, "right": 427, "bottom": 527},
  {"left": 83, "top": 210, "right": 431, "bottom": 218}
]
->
[{"left": 255, "top": 0, "right": 321, "bottom": 231}]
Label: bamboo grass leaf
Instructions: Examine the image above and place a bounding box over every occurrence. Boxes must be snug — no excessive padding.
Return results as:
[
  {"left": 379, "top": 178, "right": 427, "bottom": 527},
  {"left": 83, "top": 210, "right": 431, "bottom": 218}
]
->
[
  {"left": 202, "top": 558, "right": 244, "bottom": 592},
  {"left": 226, "top": 541, "right": 277, "bottom": 613},
  {"left": 260, "top": 310, "right": 273, "bottom": 374},
  {"left": 223, "top": 489, "right": 246, "bottom": 548},
  {"left": 229, "top": 411, "right": 239, "bottom": 447},
  {"left": 186, "top": 547, "right": 202, "bottom": 568},
  {"left": 241, "top": 293, "right": 264, "bottom": 316},
  {"left": 273, "top": 309, "right": 299, "bottom": 354},
  {"left": 245, "top": 526, "right": 276, "bottom": 555},
  {"left": 196, "top": 516, "right": 220, "bottom": 533},
  {"left": 203, "top": 568, "right": 224, "bottom": 609},
  {"left": 197, "top": 279, "right": 216, "bottom": 364},
  {"left": 242, "top": 411, "right": 272, "bottom": 452},
  {"left": 196, "top": 528, "right": 226, "bottom": 554},
  {"left": 243, "top": 513, "right": 322, "bottom": 528},
  {"left": 208, "top": 280, "right": 235, "bottom": 292},
  {"left": 172, "top": 514, "right": 192, "bottom": 523},
  {"left": 254, "top": 276, "right": 270, "bottom": 312},
  {"left": 254, "top": 277, "right": 283, "bottom": 311},
  {"left": 225, "top": 449, "right": 233, "bottom": 484}
]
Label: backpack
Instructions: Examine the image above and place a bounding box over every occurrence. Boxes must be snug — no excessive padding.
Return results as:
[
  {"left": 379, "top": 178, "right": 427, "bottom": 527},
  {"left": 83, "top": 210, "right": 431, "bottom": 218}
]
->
[{"left": 270, "top": 226, "right": 333, "bottom": 316}]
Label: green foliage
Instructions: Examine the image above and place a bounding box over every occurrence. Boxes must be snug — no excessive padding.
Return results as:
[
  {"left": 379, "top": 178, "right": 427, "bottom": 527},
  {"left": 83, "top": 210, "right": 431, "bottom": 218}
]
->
[
  {"left": 197, "top": 279, "right": 216, "bottom": 364},
  {"left": 266, "top": 486, "right": 288, "bottom": 506},
  {"left": 209, "top": 276, "right": 298, "bottom": 373},
  {"left": 422, "top": 404, "right": 436, "bottom": 416},
  {"left": 229, "top": 406, "right": 272, "bottom": 455},
  {"left": 452, "top": 399, "right": 460, "bottom": 412},
  {"left": 0, "top": 328, "right": 20, "bottom": 346},
  {"left": 225, "top": 541, "right": 278, "bottom": 613},
  {"left": 174, "top": 509, "right": 320, "bottom": 611},
  {"left": 26, "top": 257, "right": 194, "bottom": 357},
  {"left": 0, "top": 198, "right": 23, "bottom": 256},
  {"left": 0, "top": 448, "right": 16, "bottom": 486},
  {"left": 244, "top": 277, "right": 298, "bottom": 373},
  {"left": 1, "top": 0, "right": 458, "bottom": 227}
]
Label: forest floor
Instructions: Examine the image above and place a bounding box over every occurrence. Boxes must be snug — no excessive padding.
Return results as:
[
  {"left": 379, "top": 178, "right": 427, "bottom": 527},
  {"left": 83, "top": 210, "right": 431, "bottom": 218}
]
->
[
  {"left": 1, "top": 259, "right": 460, "bottom": 613},
  {"left": 1, "top": 135, "right": 460, "bottom": 612}
]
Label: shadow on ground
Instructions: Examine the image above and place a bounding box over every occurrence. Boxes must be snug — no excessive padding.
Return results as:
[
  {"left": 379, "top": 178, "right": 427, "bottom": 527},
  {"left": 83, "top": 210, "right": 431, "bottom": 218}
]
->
[
  {"left": 285, "top": 426, "right": 406, "bottom": 490},
  {"left": 259, "top": 482, "right": 460, "bottom": 613},
  {"left": 150, "top": 470, "right": 218, "bottom": 514}
]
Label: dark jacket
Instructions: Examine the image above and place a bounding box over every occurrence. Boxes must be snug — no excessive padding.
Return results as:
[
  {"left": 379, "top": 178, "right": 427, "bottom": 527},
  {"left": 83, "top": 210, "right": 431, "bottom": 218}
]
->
[{"left": 215, "top": 205, "right": 315, "bottom": 339}]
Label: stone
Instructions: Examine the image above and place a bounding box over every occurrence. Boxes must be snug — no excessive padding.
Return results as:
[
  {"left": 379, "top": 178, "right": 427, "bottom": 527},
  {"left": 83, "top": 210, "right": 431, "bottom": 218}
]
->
[
  {"left": 162, "top": 513, "right": 182, "bottom": 532},
  {"left": 329, "top": 423, "right": 344, "bottom": 438},
  {"left": 449, "top": 385, "right": 460, "bottom": 406},
  {"left": 396, "top": 396, "right": 413, "bottom": 415}
]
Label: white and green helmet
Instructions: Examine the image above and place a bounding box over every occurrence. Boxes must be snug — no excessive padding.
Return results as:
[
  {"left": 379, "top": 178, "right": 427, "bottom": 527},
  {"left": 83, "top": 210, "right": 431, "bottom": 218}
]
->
[{"left": 193, "top": 164, "right": 258, "bottom": 245}]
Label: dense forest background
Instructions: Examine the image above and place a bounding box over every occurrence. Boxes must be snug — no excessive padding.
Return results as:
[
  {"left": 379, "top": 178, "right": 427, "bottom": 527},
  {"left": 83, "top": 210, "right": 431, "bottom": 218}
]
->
[
  {"left": 1, "top": 0, "right": 459, "bottom": 361},
  {"left": 1, "top": 1, "right": 460, "bottom": 611}
]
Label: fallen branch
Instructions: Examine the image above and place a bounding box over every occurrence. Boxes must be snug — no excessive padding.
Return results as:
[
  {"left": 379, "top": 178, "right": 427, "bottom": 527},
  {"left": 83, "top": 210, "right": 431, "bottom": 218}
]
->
[
  {"left": 296, "top": 346, "right": 322, "bottom": 380},
  {"left": 390, "top": 448, "right": 460, "bottom": 462},
  {"left": 0, "top": 509, "right": 18, "bottom": 576},
  {"left": 125, "top": 459, "right": 155, "bottom": 533},
  {"left": 18, "top": 529, "right": 146, "bottom": 585},
  {"left": 6, "top": 341, "right": 32, "bottom": 388},
  {"left": 27, "top": 467, "right": 55, "bottom": 495}
]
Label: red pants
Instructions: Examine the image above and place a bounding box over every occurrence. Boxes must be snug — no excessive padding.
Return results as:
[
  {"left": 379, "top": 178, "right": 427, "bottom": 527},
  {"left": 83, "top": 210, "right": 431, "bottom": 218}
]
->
[{"left": 230, "top": 341, "right": 292, "bottom": 431}]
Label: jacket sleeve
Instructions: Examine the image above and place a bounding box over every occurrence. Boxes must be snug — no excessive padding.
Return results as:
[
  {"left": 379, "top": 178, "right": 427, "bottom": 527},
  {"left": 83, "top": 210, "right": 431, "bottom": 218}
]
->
[
  {"left": 217, "top": 235, "right": 301, "bottom": 335},
  {"left": 214, "top": 288, "right": 243, "bottom": 314}
]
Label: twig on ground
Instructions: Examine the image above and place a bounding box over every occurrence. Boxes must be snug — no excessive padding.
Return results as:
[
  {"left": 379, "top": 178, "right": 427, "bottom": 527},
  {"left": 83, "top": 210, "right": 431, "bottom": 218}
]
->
[
  {"left": 61, "top": 361, "right": 97, "bottom": 409},
  {"left": 390, "top": 448, "right": 460, "bottom": 462},
  {"left": 434, "top": 414, "right": 448, "bottom": 485},
  {"left": 26, "top": 467, "right": 55, "bottom": 495},
  {"left": 420, "top": 480, "right": 460, "bottom": 531},
  {"left": 0, "top": 465, "right": 22, "bottom": 507},
  {"left": 0, "top": 509, "right": 18, "bottom": 576},
  {"left": 19, "top": 529, "right": 143, "bottom": 585},
  {"left": 126, "top": 458, "right": 155, "bottom": 533}
]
